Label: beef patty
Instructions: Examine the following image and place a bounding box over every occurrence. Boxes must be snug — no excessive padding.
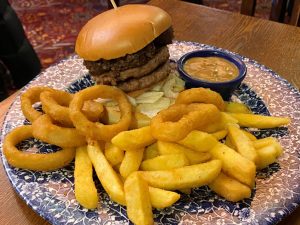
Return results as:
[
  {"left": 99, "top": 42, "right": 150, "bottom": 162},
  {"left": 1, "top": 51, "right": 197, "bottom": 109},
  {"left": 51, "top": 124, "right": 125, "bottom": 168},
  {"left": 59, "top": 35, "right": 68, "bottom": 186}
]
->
[
  {"left": 84, "top": 28, "right": 173, "bottom": 92},
  {"left": 91, "top": 46, "right": 169, "bottom": 85},
  {"left": 117, "top": 62, "right": 170, "bottom": 92}
]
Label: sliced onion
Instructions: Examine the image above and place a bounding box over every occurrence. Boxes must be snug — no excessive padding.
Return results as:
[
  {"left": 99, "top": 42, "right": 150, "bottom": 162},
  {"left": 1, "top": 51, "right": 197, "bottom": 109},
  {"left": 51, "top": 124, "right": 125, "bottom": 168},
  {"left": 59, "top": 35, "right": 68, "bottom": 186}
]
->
[{"left": 136, "top": 92, "right": 164, "bottom": 104}]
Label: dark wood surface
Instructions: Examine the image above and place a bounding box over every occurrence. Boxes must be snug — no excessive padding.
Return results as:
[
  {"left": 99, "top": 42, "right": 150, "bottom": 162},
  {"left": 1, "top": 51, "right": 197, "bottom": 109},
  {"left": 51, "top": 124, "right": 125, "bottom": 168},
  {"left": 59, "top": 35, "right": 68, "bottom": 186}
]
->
[{"left": 0, "top": 0, "right": 299, "bottom": 224}]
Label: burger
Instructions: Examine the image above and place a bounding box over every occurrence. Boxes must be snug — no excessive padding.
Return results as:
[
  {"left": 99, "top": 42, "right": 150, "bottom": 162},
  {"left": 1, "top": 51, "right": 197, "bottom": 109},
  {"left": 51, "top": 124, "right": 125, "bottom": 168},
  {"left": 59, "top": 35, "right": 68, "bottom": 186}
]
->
[{"left": 75, "top": 4, "right": 173, "bottom": 92}]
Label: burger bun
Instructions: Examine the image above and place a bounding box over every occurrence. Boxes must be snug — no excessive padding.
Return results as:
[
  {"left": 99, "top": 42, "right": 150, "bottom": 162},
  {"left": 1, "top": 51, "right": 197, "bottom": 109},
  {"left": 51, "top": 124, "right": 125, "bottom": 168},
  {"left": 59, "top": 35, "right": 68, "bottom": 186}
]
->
[{"left": 75, "top": 4, "right": 172, "bottom": 61}]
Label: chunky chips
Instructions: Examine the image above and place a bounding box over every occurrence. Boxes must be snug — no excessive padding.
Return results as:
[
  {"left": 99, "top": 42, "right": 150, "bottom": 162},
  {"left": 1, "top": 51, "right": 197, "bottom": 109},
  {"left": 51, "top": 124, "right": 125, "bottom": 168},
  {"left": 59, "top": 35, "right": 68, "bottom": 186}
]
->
[
  {"left": 3, "top": 82, "right": 291, "bottom": 225},
  {"left": 74, "top": 146, "right": 98, "bottom": 209}
]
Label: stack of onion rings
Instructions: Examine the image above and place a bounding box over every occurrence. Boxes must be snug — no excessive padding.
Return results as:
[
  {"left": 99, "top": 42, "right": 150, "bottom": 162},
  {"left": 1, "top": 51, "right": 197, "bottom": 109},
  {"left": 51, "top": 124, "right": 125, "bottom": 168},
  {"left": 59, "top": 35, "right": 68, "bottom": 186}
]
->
[
  {"left": 69, "top": 85, "right": 132, "bottom": 141},
  {"left": 151, "top": 103, "right": 220, "bottom": 142},
  {"left": 175, "top": 88, "right": 225, "bottom": 111},
  {"left": 41, "top": 91, "right": 104, "bottom": 127},
  {"left": 3, "top": 125, "right": 75, "bottom": 171}
]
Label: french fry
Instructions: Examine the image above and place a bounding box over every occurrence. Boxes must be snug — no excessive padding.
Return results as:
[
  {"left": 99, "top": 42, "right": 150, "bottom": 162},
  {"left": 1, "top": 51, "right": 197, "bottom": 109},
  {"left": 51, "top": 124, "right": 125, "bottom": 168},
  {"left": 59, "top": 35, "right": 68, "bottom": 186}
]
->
[
  {"left": 201, "top": 112, "right": 239, "bottom": 133},
  {"left": 177, "top": 131, "right": 218, "bottom": 152},
  {"left": 210, "top": 143, "right": 256, "bottom": 187},
  {"left": 198, "top": 118, "right": 223, "bottom": 133},
  {"left": 140, "top": 160, "right": 222, "bottom": 190},
  {"left": 228, "top": 125, "right": 258, "bottom": 163},
  {"left": 209, "top": 172, "right": 251, "bottom": 202},
  {"left": 130, "top": 111, "right": 151, "bottom": 129},
  {"left": 157, "top": 140, "right": 211, "bottom": 164},
  {"left": 143, "top": 142, "right": 159, "bottom": 160},
  {"left": 81, "top": 161, "right": 181, "bottom": 210},
  {"left": 87, "top": 140, "right": 126, "bottom": 205},
  {"left": 225, "top": 135, "right": 236, "bottom": 150},
  {"left": 112, "top": 126, "right": 155, "bottom": 150},
  {"left": 134, "top": 111, "right": 151, "bottom": 128},
  {"left": 253, "top": 137, "right": 283, "bottom": 155},
  {"left": 179, "top": 188, "right": 192, "bottom": 195},
  {"left": 120, "top": 149, "right": 144, "bottom": 178},
  {"left": 141, "top": 154, "right": 189, "bottom": 171},
  {"left": 211, "top": 130, "right": 228, "bottom": 140},
  {"left": 222, "top": 112, "right": 240, "bottom": 125},
  {"left": 256, "top": 145, "right": 281, "bottom": 170},
  {"left": 74, "top": 146, "right": 98, "bottom": 209},
  {"left": 222, "top": 130, "right": 257, "bottom": 150},
  {"left": 111, "top": 176, "right": 181, "bottom": 209},
  {"left": 104, "top": 106, "right": 120, "bottom": 124},
  {"left": 228, "top": 113, "right": 290, "bottom": 129},
  {"left": 124, "top": 172, "right": 153, "bottom": 225},
  {"left": 225, "top": 102, "right": 252, "bottom": 114},
  {"left": 114, "top": 163, "right": 121, "bottom": 173},
  {"left": 149, "top": 187, "right": 180, "bottom": 209},
  {"left": 242, "top": 130, "right": 257, "bottom": 141},
  {"left": 104, "top": 142, "right": 124, "bottom": 166}
]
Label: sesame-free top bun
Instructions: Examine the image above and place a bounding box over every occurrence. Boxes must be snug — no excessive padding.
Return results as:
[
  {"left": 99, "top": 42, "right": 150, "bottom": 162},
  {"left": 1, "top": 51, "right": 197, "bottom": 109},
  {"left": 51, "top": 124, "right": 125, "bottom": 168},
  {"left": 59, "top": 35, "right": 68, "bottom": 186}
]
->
[{"left": 75, "top": 4, "right": 172, "bottom": 61}]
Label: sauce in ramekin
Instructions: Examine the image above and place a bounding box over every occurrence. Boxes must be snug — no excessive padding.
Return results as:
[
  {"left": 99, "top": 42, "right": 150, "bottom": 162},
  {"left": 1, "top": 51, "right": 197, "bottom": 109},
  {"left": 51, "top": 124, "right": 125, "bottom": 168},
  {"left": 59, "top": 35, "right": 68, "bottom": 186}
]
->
[{"left": 183, "top": 57, "right": 239, "bottom": 82}]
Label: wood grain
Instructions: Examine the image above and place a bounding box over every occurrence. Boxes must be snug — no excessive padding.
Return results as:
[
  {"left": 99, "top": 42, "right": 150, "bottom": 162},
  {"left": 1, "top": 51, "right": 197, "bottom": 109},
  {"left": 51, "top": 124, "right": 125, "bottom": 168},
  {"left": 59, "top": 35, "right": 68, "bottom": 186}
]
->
[
  {"left": 0, "top": 92, "right": 19, "bottom": 126},
  {"left": 0, "top": 0, "right": 299, "bottom": 224}
]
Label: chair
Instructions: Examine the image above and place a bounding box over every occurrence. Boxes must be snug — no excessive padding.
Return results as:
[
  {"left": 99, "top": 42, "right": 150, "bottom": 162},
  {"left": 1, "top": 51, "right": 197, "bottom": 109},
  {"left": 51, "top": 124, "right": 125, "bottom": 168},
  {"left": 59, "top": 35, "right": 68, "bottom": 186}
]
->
[
  {"left": 182, "top": 0, "right": 203, "bottom": 4},
  {"left": 269, "top": 0, "right": 289, "bottom": 22},
  {"left": 241, "top": 0, "right": 256, "bottom": 16},
  {"left": 290, "top": 0, "right": 300, "bottom": 25},
  {"left": 241, "top": 0, "right": 300, "bottom": 26}
]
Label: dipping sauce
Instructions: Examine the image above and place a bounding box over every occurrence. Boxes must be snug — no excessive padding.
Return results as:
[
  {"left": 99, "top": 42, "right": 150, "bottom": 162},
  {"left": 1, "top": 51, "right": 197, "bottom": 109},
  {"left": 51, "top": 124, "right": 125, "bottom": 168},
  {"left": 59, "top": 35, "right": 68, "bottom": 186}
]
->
[{"left": 183, "top": 57, "right": 239, "bottom": 82}]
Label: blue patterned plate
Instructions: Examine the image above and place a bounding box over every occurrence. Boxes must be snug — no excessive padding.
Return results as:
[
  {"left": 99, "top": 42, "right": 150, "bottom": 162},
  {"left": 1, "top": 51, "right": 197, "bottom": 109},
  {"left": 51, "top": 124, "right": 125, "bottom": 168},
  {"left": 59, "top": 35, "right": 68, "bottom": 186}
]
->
[{"left": 1, "top": 41, "right": 300, "bottom": 225}]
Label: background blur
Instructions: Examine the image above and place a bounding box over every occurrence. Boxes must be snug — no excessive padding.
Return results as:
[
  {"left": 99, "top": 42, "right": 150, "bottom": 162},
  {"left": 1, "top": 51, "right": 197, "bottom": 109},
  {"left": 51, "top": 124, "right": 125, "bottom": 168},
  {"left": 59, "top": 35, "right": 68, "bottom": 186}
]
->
[{"left": 8, "top": 0, "right": 273, "bottom": 69}]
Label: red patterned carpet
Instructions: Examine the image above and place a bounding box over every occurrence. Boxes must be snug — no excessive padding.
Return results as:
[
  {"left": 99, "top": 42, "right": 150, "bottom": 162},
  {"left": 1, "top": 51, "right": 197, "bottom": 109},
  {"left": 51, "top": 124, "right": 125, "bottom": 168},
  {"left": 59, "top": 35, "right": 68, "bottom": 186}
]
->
[{"left": 9, "top": 0, "right": 272, "bottom": 69}]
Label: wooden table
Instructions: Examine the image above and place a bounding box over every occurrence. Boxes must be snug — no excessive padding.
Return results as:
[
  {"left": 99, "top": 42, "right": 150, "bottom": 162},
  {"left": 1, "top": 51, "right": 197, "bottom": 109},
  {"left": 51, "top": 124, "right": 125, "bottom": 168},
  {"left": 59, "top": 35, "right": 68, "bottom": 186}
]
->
[{"left": 0, "top": 0, "right": 299, "bottom": 224}]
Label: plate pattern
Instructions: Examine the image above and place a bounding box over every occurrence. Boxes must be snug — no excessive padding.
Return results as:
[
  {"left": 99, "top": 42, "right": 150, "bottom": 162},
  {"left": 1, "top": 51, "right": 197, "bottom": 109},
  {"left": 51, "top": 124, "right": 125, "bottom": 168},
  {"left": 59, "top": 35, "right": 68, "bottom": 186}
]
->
[{"left": 1, "top": 41, "right": 300, "bottom": 225}]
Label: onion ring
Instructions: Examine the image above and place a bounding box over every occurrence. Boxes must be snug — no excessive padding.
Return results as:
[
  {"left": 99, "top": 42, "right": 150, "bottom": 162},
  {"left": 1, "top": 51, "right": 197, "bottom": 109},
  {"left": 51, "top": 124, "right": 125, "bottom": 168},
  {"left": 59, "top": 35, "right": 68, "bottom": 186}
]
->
[
  {"left": 41, "top": 91, "right": 104, "bottom": 127},
  {"left": 69, "top": 85, "right": 132, "bottom": 141},
  {"left": 3, "top": 125, "right": 75, "bottom": 171},
  {"left": 150, "top": 103, "right": 220, "bottom": 142},
  {"left": 40, "top": 90, "right": 74, "bottom": 127},
  {"left": 32, "top": 114, "right": 87, "bottom": 147},
  {"left": 175, "top": 88, "right": 225, "bottom": 111},
  {"left": 21, "top": 86, "right": 56, "bottom": 123}
]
